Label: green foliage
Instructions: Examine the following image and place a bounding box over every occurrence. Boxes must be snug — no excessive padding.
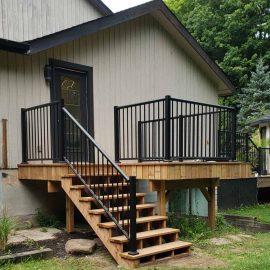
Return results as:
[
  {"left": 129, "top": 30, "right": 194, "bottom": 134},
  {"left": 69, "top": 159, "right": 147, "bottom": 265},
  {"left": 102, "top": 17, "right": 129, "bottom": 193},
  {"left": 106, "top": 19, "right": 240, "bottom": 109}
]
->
[
  {"left": 0, "top": 209, "right": 14, "bottom": 251},
  {"left": 223, "top": 203, "right": 270, "bottom": 224},
  {"left": 165, "top": 0, "right": 270, "bottom": 108},
  {"left": 35, "top": 209, "right": 62, "bottom": 229},
  {"left": 167, "top": 213, "right": 237, "bottom": 241},
  {"left": 237, "top": 58, "right": 270, "bottom": 131}
]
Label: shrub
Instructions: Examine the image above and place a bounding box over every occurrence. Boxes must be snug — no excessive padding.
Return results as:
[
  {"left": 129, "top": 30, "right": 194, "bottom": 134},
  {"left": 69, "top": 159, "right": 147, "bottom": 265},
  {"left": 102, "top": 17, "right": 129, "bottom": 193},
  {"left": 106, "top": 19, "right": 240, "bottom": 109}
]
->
[
  {"left": 35, "top": 209, "right": 62, "bottom": 229},
  {"left": 0, "top": 209, "right": 14, "bottom": 251},
  {"left": 167, "top": 212, "right": 237, "bottom": 241}
]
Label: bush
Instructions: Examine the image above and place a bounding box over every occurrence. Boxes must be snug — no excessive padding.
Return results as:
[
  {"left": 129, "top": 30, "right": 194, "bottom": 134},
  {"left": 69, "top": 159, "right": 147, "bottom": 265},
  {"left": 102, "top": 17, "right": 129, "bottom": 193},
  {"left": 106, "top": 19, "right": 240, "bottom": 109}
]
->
[
  {"left": 167, "top": 212, "right": 237, "bottom": 241},
  {"left": 0, "top": 209, "right": 14, "bottom": 251},
  {"left": 35, "top": 209, "right": 62, "bottom": 229}
]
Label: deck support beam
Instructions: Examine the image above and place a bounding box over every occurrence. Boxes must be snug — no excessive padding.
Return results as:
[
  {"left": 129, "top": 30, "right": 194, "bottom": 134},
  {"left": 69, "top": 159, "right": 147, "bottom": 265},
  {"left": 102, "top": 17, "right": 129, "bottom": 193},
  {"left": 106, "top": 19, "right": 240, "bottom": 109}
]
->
[
  {"left": 66, "top": 195, "right": 74, "bottom": 233},
  {"left": 199, "top": 185, "right": 216, "bottom": 228},
  {"left": 152, "top": 178, "right": 219, "bottom": 228},
  {"left": 157, "top": 181, "right": 166, "bottom": 216},
  {"left": 207, "top": 183, "right": 216, "bottom": 229}
]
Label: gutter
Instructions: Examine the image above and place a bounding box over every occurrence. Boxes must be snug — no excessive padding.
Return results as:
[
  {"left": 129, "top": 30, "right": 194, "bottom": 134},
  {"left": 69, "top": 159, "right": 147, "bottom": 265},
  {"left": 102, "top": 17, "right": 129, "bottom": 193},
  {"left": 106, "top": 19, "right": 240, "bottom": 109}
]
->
[{"left": 0, "top": 38, "right": 30, "bottom": 54}]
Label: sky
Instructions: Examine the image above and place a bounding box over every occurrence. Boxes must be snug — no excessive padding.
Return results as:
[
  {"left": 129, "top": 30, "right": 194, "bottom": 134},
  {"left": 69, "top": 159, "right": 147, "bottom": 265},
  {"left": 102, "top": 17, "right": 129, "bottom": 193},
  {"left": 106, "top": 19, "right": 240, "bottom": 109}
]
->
[{"left": 102, "top": 0, "right": 150, "bottom": 12}]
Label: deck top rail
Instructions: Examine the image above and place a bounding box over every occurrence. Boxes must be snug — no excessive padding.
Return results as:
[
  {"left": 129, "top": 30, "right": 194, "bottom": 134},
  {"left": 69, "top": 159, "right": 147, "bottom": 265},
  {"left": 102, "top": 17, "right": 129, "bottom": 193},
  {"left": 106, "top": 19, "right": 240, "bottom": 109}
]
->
[{"left": 114, "top": 95, "right": 236, "bottom": 162}]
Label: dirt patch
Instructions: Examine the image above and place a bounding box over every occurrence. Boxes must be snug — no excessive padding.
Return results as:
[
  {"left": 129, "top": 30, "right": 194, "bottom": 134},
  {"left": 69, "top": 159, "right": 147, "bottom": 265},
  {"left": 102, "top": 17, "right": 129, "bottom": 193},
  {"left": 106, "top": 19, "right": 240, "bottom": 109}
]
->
[
  {"left": 209, "top": 237, "right": 232, "bottom": 245},
  {"left": 2, "top": 230, "right": 96, "bottom": 258},
  {"left": 209, "top": 233, "right": 255, "bottom": 246}
]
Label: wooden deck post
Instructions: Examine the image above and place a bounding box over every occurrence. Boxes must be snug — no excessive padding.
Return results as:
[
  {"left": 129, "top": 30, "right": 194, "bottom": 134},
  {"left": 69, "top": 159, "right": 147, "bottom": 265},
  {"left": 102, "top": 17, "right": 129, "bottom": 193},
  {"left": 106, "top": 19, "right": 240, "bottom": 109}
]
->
[
  {"left": 208, "top": 183, "right": 216, "bottom": 229},
  {"left": 66, "top": 195, "right": 74, "bottom": 233},
  {"left": 157, "top": 181, "right": 166, "bottom": 216}
]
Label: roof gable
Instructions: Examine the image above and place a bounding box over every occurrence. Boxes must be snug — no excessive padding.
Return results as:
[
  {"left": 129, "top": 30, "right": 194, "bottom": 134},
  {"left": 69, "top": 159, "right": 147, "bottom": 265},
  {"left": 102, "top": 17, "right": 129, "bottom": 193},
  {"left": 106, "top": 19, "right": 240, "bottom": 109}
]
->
[
  {"left": 0, "top": 0, "right": 234, "bottom": 96},
  {"left": 0, "top": 0, "right": 112, "bottom": 42}
]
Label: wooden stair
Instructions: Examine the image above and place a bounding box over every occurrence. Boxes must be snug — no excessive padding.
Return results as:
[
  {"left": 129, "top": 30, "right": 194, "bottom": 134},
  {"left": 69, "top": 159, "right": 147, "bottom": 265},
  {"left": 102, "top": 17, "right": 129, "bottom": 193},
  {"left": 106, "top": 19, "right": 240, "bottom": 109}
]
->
[{"left": 61, "top": 174, "right": 192, "bottom": 268}]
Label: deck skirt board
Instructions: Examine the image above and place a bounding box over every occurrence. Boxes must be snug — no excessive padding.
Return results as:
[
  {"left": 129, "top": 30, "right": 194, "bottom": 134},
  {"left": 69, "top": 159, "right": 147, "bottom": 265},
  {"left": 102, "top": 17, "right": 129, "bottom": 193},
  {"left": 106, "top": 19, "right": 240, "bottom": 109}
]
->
[
  {"left": 257, "top": 176, "right": 270, "bottom": 188},
  {"left": 18, "top": 161, "right": 252, "bottom": 181}
]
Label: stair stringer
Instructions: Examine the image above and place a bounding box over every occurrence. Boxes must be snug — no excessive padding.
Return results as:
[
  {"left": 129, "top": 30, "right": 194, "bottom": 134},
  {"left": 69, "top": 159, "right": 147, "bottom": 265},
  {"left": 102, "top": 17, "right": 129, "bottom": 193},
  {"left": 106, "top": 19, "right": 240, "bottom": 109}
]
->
[{"left": 61, "top": 178, "right": 138, "bottom": 268}]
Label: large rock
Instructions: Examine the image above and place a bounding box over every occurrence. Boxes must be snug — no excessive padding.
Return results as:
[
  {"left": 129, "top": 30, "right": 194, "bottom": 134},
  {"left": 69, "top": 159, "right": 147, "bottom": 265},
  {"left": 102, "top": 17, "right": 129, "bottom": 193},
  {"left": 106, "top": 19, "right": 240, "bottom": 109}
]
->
[{"left": 65, "top": 239, "right": 96, "bottom": 255}]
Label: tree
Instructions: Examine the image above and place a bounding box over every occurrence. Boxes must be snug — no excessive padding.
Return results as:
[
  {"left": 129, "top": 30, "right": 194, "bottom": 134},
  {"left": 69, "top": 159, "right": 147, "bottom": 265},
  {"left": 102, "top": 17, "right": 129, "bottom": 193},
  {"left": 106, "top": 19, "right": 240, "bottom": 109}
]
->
[
  {"left": 165, "top": 0, "right": 270, "bottom": 94},
  {"left": 237, "top": 59, "right": 270, "bottom": 131}
]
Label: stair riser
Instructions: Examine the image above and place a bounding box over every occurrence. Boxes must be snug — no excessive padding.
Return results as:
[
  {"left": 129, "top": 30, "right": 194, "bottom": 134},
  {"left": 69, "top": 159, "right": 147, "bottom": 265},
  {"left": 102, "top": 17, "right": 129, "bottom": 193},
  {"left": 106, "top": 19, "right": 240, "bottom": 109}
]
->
[
  {"left": 89, "top": 208, "right": 155, "bottom": 219},
  {"left": 138, "top": 248, "right": 190, "bottom": 267},
  {"left": 79, "top": 196, "right": 145, "bottom": 205},
  {"left": 75, "top": 187, "right": 130, "bottom": 195},
  {"left": 107, "top": 220, "right": 167, "bottom": 237},
  {"left": 111, "top": 232, "right": 179, "bottom": 245}
]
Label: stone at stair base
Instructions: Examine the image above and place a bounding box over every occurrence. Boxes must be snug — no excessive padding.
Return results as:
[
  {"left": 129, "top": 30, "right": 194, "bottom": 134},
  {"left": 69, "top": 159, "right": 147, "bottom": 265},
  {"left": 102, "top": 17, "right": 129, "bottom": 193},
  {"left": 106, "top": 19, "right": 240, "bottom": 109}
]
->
[{"left": 65, "top": 239, "right": 96, "bottom": 255}]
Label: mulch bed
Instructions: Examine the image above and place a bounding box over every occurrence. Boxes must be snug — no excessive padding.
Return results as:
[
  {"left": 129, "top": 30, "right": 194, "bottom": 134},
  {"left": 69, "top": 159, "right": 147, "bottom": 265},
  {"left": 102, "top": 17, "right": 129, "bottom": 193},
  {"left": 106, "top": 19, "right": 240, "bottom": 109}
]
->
[{"left": 1, "top": 230, "right": 96, "bottom": 258}]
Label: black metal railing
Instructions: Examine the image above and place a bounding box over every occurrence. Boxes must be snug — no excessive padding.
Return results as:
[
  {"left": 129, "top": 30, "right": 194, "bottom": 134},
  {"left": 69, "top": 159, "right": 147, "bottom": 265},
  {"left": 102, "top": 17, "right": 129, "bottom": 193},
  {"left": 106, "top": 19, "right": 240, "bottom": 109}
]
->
[
  {"left": 21, "top": 100, "right": 64, "bottom": 162},
  {"left": 258, "top": 147, "right": 270, "bottom": 175},
  {"left": 114, "top": 95, "right": 236, "bottom": 162},
  {"left": 235, "top": 132, "right": 260, "bottom": 172},
  {"left": 21, "top": 101, "right": 138, "bottom": 255}
]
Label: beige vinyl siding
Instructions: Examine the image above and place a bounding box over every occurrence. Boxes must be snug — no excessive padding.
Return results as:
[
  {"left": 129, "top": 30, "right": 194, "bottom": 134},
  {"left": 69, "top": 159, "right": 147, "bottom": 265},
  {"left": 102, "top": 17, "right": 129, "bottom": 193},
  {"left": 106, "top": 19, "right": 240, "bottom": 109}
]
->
[
  {"left": 0, "top": 15, "right": 218, "bottom": 168},
  {"left": 0, "top": 0, "right": 102, "bottom": 42}
]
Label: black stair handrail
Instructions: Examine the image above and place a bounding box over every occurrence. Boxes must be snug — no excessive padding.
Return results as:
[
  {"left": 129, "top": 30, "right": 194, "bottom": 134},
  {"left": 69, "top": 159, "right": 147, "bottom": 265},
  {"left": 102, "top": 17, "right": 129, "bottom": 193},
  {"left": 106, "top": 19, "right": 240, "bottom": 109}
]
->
[
  {"left": 62, "top": 107, "right": 129, "bottom": 180},
  {"left": 62, "top": 107, "right": 137, "bottom": 255},
  {"left": 235, "top": 131, "right": 261, "bottom": 173},
  {"left": 248, "top": 136, "right": 260, "bottom": 172},
  {"left": 21, "top": 101, "right": 138, "bottom": 255}
]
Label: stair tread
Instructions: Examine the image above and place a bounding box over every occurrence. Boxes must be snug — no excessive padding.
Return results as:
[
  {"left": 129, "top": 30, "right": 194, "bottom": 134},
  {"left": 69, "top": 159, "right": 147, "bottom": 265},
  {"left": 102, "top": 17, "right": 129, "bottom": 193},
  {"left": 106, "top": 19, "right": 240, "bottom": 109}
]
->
[
  {"left": 88, "top": 204, "right": 156, "bottom": 214},
  {"left": 80, "top": 193, "right": 145, "bottom": 201},
  {"left": 121, "top": 240, "right": 192, "bottom": 260},
  {"left": 98, "top": 215, "right": 167, "bottom": 228},
  {"left": 70, "top": 183, "right": 128, "bottom": 189},
  {"left": 110, "top": 228, "right": 179, "bottom": 243}
]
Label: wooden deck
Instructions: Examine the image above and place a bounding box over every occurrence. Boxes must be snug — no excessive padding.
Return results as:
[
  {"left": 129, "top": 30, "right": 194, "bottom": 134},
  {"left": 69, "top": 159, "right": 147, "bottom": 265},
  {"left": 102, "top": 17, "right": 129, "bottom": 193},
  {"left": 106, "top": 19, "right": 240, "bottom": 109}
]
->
[
  {"left": 257, "top": 175, "right": 270, "bottom": 188},
  {"left": 18, "top": 161, "right": 253, "bottom": 182},
  {"left": 18, "top": 161, "right": 253, "bottom": 228}
]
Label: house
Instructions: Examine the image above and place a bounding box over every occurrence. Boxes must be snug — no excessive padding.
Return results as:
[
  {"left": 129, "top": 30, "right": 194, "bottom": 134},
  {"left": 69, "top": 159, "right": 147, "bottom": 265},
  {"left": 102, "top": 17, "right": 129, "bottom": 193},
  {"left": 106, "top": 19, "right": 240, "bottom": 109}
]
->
[
  {"left": 0, "top": 0, "right": 253, "bottom": 267},
  {"left": 249, "top": 116, "right": 270, "bottom": 203}
]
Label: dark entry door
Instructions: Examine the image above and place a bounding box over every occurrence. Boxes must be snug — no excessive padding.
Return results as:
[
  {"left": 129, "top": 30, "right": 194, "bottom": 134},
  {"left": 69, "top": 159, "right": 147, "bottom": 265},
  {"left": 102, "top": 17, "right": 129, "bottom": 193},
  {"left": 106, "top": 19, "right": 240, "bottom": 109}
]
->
[
  {"left": 50, "top": 59, "right": 94, "bottom": 135},
  {"left": 49, "top": 59, "right": 94, "bottom": 161},
  {"left": 55, "top": 69, "right": 87, "bottom": 127}
]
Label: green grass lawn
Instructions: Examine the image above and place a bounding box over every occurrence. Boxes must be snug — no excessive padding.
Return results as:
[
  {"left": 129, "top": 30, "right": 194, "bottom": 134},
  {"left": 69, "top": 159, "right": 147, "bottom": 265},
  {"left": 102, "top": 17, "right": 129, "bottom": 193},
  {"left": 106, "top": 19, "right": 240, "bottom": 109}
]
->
[
  {"left": 194, "top": 233, "right": 270, "bottom": 270},
  {"left": 1, "top": 232, "right": 270, "bottom": 270},
  {"left": 1, "top": 214, "right": 270, "bottom": 270},
  {"left": 223, "top": 204, "right": 270, "bottom": 224}
]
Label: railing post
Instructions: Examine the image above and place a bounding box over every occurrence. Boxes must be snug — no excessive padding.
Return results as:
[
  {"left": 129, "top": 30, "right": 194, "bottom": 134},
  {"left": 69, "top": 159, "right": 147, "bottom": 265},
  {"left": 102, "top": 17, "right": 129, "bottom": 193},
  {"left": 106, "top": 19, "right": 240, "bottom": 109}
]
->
[
  {"left": 58, "top": 99, "right": 65, "bottom": 161},
  {"left": 138, "top": 121, "right": 142, "bottom": 162},
  {"left": 21, "top": 108, "right": 28, "bottom": 163},
  {"left": 114, "top": 106, "right": 120, "bottom": 162},
  {"left": 258, "top": 147, "right": 262, "bottom": 175},
  {"left": 178, "top": 115, "right": 183, "bottom": 160},
  {"left": 231, "top": 109, "right": 237, "bottom": 161},
  {"left": 164, "top": 95, "right": 171, "bottom": 161},
  {"left": 128, "top": 176, "right": 138, "bottom": 256},
  {"left": 245, "top": 133, "right": 249, "bottom": 162}
]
